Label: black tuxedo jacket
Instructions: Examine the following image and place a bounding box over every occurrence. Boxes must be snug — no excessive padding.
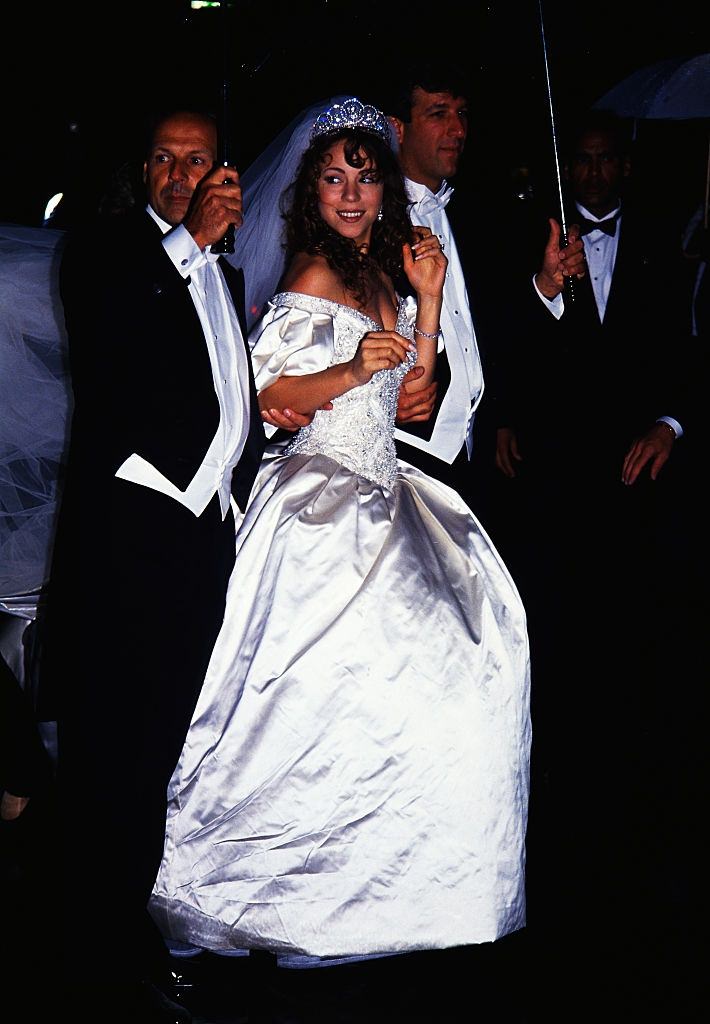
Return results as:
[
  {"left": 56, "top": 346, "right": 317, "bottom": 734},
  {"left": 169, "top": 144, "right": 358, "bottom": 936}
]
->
[
  {"left": 58, "top": 208, "right": 264, "bottom": 513},
  {"left": 39, "top": 209, "right": 269, "bottom": 968},
  {"left": 491, "top": 199, "right": 694, "bottom": 480},
  {"left": 392, "top": 186, "right": 503, "bottom": 461},
  {"left": 39, "top": 208, "right": 266, "bottom": 719}
]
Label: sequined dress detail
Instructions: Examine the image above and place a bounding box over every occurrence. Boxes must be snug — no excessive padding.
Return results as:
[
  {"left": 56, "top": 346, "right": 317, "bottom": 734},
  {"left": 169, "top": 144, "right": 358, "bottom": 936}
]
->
[{"left": 280, "top": 293, "right": 415, "bottom": 489}]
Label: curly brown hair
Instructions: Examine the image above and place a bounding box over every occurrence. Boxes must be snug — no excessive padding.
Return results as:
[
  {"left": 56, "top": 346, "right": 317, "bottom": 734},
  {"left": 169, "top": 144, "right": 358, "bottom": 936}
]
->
[{"left": 281, "top": 129, "right": 413, "bottom": 308}]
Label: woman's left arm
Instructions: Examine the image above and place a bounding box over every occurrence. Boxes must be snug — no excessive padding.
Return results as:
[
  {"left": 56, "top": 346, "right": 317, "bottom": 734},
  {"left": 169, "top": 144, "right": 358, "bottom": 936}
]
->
[{"left": 402, "top": 227, "right": 447, "bottom": 391}]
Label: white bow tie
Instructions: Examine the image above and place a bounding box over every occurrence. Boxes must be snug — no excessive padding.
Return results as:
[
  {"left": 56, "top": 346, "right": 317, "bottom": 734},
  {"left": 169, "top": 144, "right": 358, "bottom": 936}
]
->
[{"left": 415, "top": 187, "right": 453, "bottom": 212}]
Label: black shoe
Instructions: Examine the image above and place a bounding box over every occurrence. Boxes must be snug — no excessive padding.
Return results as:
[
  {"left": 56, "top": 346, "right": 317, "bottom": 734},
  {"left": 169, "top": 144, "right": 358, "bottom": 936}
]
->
[
  {"left": 66, "top": 979, "right": 193, "bottom": 1024},
  {"left": 134, "top": 980, "right": 194, "bottom": 1023}
]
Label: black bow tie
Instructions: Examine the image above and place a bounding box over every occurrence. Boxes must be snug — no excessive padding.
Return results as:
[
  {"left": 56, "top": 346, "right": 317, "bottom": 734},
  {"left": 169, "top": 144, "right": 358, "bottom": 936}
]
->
[{"left": 579, "top": 215, "right": 618, "bottom": 237}]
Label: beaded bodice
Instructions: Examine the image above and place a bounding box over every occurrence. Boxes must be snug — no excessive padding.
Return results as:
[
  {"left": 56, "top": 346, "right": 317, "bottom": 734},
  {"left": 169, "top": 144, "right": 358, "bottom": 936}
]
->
[{"left": 275, "top": 293, "right": 416, "bottom": 489}]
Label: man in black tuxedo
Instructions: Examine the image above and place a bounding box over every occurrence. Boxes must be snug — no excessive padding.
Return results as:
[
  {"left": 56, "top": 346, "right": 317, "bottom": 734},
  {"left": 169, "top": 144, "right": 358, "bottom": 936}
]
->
[
  {"left": 39, "top": 108, "right": 308, "bottom": 1023},
  {"left": 377, "top": 62, "right": 501, "bottom": 511},
  {"left": 490, "top": 109, "right": 692, "bottom": 676},
  {"left": 495, "top": 111, "right": 688, "bottom": 491},
  {"left": 486, "top": 109, "right": 699, "bottom": 1011}
]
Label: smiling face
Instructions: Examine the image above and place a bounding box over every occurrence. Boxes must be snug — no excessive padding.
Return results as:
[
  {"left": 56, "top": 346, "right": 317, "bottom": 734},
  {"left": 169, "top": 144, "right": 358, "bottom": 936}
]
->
[
  {"left": 316, "top": 139, "right": 384, "bottom": 249},
  {"left": 143, "top": 111, "right": 218, "bottom": 226}
]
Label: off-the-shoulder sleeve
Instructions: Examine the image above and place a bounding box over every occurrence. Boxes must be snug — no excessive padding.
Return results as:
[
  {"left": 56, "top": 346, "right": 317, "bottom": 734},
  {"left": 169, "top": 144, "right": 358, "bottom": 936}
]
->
[{"left": 249, "top": 301, "right": 336, "bottom": 392}]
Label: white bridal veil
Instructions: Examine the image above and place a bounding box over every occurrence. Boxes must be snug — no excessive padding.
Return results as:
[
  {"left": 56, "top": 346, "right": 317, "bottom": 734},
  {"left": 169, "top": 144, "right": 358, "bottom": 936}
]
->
[
  {"left": 227, "top": 95, "right": 349, "bottom": 330},
  {"left": 0, "top": 223, "right": 71, "bottom": 605}
]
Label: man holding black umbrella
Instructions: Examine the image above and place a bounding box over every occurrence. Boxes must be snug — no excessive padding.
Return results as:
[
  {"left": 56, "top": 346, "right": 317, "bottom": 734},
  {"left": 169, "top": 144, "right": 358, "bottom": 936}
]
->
[{"left": 487, "top": 107, "right": 699, "bottom": 1010}]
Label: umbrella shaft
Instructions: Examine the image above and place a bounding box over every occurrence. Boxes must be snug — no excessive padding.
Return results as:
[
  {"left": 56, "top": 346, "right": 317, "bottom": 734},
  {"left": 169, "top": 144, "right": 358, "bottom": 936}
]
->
[{"left": 538, "top": 0, "right": 568, "bottom": 241}]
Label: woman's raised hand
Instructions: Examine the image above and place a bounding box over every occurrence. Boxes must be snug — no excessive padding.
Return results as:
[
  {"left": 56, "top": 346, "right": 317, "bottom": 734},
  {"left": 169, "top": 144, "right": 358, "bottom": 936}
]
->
[{"left": 403, "top": 226, "right": 448, "bottom": 298}]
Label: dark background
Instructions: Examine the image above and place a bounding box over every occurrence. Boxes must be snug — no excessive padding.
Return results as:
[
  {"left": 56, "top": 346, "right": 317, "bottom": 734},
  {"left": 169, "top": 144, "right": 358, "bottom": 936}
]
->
[
  {"left": 1, "top": 5, "right": 707, "bottom": 1017},
  {"left": 2, "top": 0, "right": 708, "bottom": 231}
]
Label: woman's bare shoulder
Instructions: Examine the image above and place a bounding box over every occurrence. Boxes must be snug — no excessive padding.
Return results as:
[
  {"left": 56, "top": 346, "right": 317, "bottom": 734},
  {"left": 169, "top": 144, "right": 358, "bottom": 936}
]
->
[{"left": 281, "top": 253, "right": 343, "bottom": 303}]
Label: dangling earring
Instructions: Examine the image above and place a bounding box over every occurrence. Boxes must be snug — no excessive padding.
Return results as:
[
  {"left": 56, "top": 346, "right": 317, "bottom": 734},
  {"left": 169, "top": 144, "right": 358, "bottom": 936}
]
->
[{"left": 376, "top": 207, "right": 383, "bottom": 222}]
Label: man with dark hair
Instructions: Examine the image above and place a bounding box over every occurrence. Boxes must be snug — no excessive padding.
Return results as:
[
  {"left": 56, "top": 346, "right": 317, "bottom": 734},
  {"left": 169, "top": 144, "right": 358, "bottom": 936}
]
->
[
  {"left": 496, "top": 107, "right": 686, "bottom": 489},
  {"left": 493, "top": 108, "right": 689, "bottom": 575},
  {"left": 379, "top": 61, "right": 496, "bottom": 505},
  {"left": 488, "top": 106, "right": 698, "bottom": 1011}
]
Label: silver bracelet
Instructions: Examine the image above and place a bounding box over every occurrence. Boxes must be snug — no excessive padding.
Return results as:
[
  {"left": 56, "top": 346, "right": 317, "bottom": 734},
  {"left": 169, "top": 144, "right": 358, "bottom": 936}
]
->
[{"left": 413, "top": 325, "right": 441, "bottom": 340}]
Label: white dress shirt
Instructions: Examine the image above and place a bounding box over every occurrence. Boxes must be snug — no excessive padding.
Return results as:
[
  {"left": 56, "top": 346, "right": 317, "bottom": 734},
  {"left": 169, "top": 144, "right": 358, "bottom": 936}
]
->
[
  {"left": 533, "top": 202, "right": 621, "bottom": 322},
  {"left": 533, "top": 202, "right": 682, "bottom": 438},
  {"left": 576, "top": 201, "right": 620, "bottom": 320},
  {"left": 115, "top": 206, "right": 252, "bottom": 518},
  {"left": 396, "top": 178, "right": 484, "bottom": 463}
]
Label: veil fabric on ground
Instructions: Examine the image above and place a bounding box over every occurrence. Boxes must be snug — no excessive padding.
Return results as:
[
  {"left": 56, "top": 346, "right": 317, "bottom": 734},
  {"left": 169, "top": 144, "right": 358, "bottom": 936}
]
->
[
  {"left": 150, "top": 292, "right": 531, "bottom": 961},
  {"left": 0, "top": 224, "right": 71, "bottom": 607}
]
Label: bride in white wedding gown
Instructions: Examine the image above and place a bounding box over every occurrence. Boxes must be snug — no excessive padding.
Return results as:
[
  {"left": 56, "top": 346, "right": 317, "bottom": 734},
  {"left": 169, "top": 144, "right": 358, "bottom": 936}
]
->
[{"left": 150, "top": 98, "right": 530, "bottom": 962}]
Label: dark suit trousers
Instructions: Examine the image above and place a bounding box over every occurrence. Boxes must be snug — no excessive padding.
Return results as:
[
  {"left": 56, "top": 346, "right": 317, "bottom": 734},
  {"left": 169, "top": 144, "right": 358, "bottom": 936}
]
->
[
  {"left": 0, "top": 642, "right": 53, "bottom": 798},
  {"left": 50, "top": 484, "right": 236, "bottom": 980}
]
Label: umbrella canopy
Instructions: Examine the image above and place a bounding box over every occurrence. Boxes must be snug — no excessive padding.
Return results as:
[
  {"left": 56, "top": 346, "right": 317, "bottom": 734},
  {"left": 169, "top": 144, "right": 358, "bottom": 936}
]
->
[
  {"left": 594, "top": 53, "right": 710, "bottom": 119},
  {"left": 594, "top": 53, "right": 710, "bottom": 227}
]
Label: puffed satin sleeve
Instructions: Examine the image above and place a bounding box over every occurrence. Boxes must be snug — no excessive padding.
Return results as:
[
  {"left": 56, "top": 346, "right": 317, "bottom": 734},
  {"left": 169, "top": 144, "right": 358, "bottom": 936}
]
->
[{"left": 249, "top": 301, "right": 336, "bottom": 392}]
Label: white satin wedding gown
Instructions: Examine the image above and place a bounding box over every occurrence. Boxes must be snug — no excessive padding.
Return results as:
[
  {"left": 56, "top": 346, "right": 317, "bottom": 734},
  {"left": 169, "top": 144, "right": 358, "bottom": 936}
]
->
[{"left": 150, "top": 292, "right": 531, "bottom": 960}]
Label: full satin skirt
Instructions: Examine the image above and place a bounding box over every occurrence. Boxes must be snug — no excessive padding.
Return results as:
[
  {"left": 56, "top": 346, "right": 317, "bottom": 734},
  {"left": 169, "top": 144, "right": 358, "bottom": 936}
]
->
[{"left": 150, "top": 449, "right": 531, "bottom": 958}]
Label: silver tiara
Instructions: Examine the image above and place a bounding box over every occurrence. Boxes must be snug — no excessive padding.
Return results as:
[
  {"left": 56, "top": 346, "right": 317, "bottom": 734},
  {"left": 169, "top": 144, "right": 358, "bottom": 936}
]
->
[{"left": 310, "top": 97, "right": 391, "bottom": 144}]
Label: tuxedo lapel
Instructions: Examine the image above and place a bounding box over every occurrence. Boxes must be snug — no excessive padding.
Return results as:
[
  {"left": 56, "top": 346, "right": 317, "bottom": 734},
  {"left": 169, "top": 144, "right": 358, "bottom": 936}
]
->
[
  {"left": 219, "top": 257, "right": 249, "bottom": 342},
  {"left": 600, "top": 218, "right": 637, "bottom": 329},
  {"left": 218, "top": 257, "right": 266, "bottom": 510},
  {"left": 443, "top": 190, "right": 473, "bottom": 284},
  {"left": 571, "top": 269, "right": 602, "bottom": 327}
]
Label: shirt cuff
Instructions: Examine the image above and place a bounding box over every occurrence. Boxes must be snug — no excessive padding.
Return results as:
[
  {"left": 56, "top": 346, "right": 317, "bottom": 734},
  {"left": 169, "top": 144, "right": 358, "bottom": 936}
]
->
[
  {"left": 657, "top": 416, "right": 683, "bottom": 439},
  {"left": 533, "top": 275, "right": 564, "bottom": 319},
  {"left": 162, "top": 224, "right": 206, "bottom": 277}
]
